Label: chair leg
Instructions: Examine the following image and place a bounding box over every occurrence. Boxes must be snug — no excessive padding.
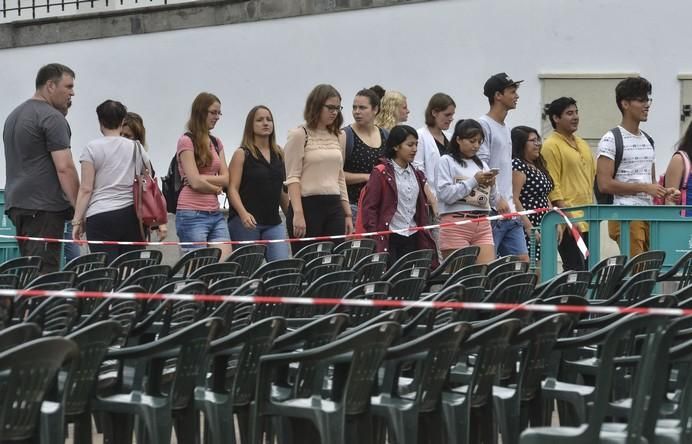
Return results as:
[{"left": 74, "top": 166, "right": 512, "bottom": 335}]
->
[
  {"left": 39, "top": 401, "right": 65, "bottom": 444},
  {"left": 73, "top": 412, "right": 94, "bottom": 444},
  {"left": 138, "top": 406, "right": 173, "bottom": 444}
]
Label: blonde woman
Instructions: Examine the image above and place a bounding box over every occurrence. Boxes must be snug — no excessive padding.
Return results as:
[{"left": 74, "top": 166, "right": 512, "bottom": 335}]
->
[
  {"left": 374, "top": 90, "right": 410, "bottom": 131},
  {"left": 227, "top": 106, "right": 290, "bottom": 261}
]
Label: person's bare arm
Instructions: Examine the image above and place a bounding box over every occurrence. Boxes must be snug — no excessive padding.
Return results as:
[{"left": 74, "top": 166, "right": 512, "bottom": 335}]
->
[
  {"left": 596, "top": 156, "right": 666, "bottom": 198},
  {"left": 51, "top": 149, "right": 79, "bottom": 207},
  {"left": 345, "top": 172, "right": 370, "bottom": 185},
  {"left": 71, "top": 161, "right": 94, "bottom": 239},
  {"left": 179, "top": 151, "right": 222, "bottom": 194}
]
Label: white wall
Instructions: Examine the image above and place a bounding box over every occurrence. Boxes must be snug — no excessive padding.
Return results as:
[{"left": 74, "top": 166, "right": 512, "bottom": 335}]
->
[{"left": 1, "top": 0, "right": 691, "bottom": 184}]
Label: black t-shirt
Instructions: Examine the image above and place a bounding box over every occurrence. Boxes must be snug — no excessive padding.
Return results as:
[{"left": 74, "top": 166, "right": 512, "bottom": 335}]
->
[
  {"left": 230, "top": 147, "right": 285, "bottom": 226},
  {"left": 435, "top": 134, "right": 448, "bottom": 157},
  {"left": 343, "top": 129, "right": 385, "bottom": 203}
]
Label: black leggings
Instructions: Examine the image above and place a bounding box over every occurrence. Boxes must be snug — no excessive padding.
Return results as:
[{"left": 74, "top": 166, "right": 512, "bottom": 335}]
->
[
  {"left": 387, "top": 233, "right": 418, "bottom": 266},
  {"left": 286, "top": 195, "right": 345, "bottom": 255},
  {"left": 86, "top": 205, "right": 144, "bottom": 264}
]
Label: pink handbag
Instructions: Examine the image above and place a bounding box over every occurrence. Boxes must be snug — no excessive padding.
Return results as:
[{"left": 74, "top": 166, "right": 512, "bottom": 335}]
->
[{"left": 133, "top": 141, "right": 168, "bottom": 232}]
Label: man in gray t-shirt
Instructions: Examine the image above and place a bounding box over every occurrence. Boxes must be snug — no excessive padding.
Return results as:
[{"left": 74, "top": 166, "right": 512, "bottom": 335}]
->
[{"left": 3, "top": 63, "right": 80, "bottom": 272}]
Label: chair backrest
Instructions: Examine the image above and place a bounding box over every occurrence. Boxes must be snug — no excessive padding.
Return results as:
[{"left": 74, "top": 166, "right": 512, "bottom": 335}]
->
[
  {"left": 609, "top": 270, "right": 658, "bottom": 306},
  {"left": 484, "top": 273, "right": 537, "bottom": 304},
  {"left": 303, "top": 254, "right": 345, "bottom": 283},
  {"left": 63, "top": 252, "right": 108, "bottom": 274},
  {"left": 353, "top": 252, "right": 389, "bottom": 285},
  {"left": 384, "top": 322, "right": 472, "bottom": 412},
  {"left": 622, "top": 249, "right": 666, "bottom": 277},
  {"left": 442, "top": 263, "right": 488, "bottom": 289},
  {"left": 486, "top": 261, "right": 529, "bottom": 289},
  {"left": 109, "top": 249, "right": 163, "bottom": 283},
  {"left": 293, "top": 241, "right": 335, "bottom": 262},
  {"left": 430, "top": 246, "right": 480, "bottom": 283},
  {"left": 147, "top": 317, "right": 222, "bottom": 411},
  {"left": 64, "top": 320, "right": 122, "bottom": 416},
  {"left": 461, "top": 318, "right": 521, "bottom": 407},
  {"left": 534, "top": 270, "right": 592, "bottom": 299},
  {"left": 160, "top": 281, "right": 209, "bottom": 336},
  {"left": 388, "top": 267, "right": 429, "bottom": 301},
  {"left": 272, "top": 314, "right": 349, "bottom": 398},
  {"left": 225, "top": 244, "right": 266, "bottom": 277},
  {"left": 208, "top": 275, "right": 250, "bottom": 296},
  {"left": 665, "top": 250, "right": 692, "bottom": 289},
  {"left": 514, "top": 314, "right": 571, "bottom": 402},
  {"left": 334, "top": 239, "right": 376, "bottom": 269},
  {"left": 382, "top": 249, "right": 433, "bottom": 279},
  {"left": 76, "top": 267, "right": 119, "bottom": 293},
  {"left": 25, "top": 271, "right": 77, "bottom": 291},
  {"left": 485, "top": 255, "right": 522, "bottom": 274},
  {"left": 0, "top": 273, "right": 18, "bottom": 290},
  {"left": 250, "top": 258, "right": 304, "bottom": 280},
  {"left": 188, "top": 261, "right": 239, "bottom": 285},
  {"left": 585, "top": 315, "right": 672, "bottom": 441},
  {"left": 117, "top": 264, "right": 172, "bottom": 293},
  {"left": 169, "top": 247, "right": 222, "bottom": 279},
  {"left": 588, "top": 255, "right": 626, "bottom": 300},
  {"left": 0, "top": 337, "right": 77, "bottom": 441},
  {"left": 0, "top": 256, "right": 42, "bottom": 288},
  {"left": 0, "top": 323, "right": 41, "bottom": 354},
  {"left": 297, "top": 270, "right": 355, "bottom": 317},
  {"left": 330, "top": 322, "right": 402, "bottom": 415},
  {"left": 337, "top": 281, "right": 392, "bottom": 326},
  {"left": 25, "top": 296, "right": 79, "bottom": 336},
  {"left": 208, "top": 317, "right": 286, "bottom": 406},
  {"left": 253, "top": 273, "right": 302, "bottom": 320}
]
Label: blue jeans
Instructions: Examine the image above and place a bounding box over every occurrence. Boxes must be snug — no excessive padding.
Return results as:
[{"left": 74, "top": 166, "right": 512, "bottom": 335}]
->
[
  {"left": 175, "top": 210, "right": 230, "bottom": 251},
  {"left": 227, "top": 216, "right": 290, "bottom": 262},
  {"left": 491, "top": 218, "right": 528, "bottom": 256},
  {"left": 64, "top": 221, "right": 80, "bottom": 263}
]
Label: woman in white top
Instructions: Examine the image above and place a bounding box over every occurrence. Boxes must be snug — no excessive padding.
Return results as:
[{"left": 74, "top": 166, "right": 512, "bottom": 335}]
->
[
  {"left": 414, "top": 92, "right": 456, "bottom": 194},
  {"left": 72, "top": 100, "right": 148, "bottom": 263},
  {"left": 436, "top": 119, "right": 504, "bottom": 264}
]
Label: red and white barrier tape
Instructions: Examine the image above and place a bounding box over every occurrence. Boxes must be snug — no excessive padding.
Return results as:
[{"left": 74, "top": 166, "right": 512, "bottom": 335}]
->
[
  {"left": 4, "top": 288, "right": 686, "bottom": 317},
  {"left": 553, "top": 207, "right": 589, "bottom": 260},
  {"left": 0, "top": 207, "right": 581, "bottom": 248}
]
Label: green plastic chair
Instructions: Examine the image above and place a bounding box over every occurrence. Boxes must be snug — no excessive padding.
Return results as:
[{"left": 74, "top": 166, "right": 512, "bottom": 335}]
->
[
  {"left": 427, "top": 246, "right": 480, "bottom": 290},
  {"left": 329, "top": 281, "right": 392, "bottom": 326},
  {"left": 442, "top": 318, "right": 522, "bottom": 443},
  {"left": 92, "top": 317, "right": 222, "bottom": 444},
  {"left": 224, "top": 244, "right": 266, "bottom": 277},
  {"left": 520, "top": 314, "right": 674, "bottom": 444},
  {"left": 493, "top": 314, "right": 571, "bottom": 444},
  {"left": 252, "top": 321, "right": 401, "bottom": 444},
  {"left": 372, "top": 322, "right": 473, "bottom": 444},
  {"left": 658, "top": 250, "right": 692, "bottom": 290},
  {"left": 193, "top": 317, "right": 286, "bottom": 444},
  {"left": 334, "top": 238, "right": 376, "bottom": 269},
  {"left": 533, "top": 271, "right": 592, "bottom": 299}
]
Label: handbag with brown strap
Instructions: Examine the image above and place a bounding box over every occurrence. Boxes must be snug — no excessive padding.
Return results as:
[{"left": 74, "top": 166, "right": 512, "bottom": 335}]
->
[{"left": 133, "top": 140, "right": 168, "bottom": 238}]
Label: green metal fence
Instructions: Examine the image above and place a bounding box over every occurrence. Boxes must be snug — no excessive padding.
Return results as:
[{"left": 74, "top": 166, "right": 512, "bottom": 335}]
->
[{"left": 540, "top": 205, "right": 692, "bottom": 282}]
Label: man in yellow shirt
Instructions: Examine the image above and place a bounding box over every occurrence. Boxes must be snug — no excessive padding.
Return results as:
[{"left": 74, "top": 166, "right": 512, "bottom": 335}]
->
[{"left": 542, "top": 97, "right": 596, "bottom": 270}]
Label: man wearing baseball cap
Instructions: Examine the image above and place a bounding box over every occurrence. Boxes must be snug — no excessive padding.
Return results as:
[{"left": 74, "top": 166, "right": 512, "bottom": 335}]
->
[{"left": 477, "top": 72, "right": 529, "bottom": 262}]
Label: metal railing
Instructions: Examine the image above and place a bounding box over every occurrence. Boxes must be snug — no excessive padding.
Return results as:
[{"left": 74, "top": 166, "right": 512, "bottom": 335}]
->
[
  {"left": 1, "top": 0, "right": 181, "bottom": 21},
  {"left": 539, "top": 205, "right": 692, "bottom": 281}
]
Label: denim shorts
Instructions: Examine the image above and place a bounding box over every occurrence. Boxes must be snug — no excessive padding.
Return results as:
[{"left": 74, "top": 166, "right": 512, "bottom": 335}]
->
[
  {"left": 491, "top": 218, "right": 529, "bottom": 256},
  {"left": 227, "top": 216, "right": 290, "bottom": 262},
  {"left": 175, "top": 210, "right": 230, "bottom": 250}
]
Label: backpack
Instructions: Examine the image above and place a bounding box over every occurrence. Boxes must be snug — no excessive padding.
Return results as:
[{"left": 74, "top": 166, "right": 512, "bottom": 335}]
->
[
  {"left": 343, "top": 125, "right": 389, "bottom": 162},
  {"left": 161, "top": 133, "right": 221, "bottom": 214},
  {"left": 594, "top": 127, "right": 655, "bottom": 204},
  {"left": 653, "top": 150, "right": 691, "bottom": 216},
  {"left": 354, "top": 164, "right": 387, "bottom": 234}
]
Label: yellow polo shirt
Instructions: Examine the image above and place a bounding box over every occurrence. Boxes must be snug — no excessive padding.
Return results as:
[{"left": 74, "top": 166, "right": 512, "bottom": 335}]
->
[{"left": 542, "top": 131, "right": 596, "bottom": 231}]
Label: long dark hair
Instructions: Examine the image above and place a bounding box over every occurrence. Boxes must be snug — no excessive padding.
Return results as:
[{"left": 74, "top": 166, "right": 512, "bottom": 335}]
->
[
  {"left": 511, "top": 125, "right": 551, "bottom": 178},
  {"left": 678, "top": 120, "right": 692, "bottom": 160},
  {"left": 445, "top": 119, "right": 484, "bottom": 169}
]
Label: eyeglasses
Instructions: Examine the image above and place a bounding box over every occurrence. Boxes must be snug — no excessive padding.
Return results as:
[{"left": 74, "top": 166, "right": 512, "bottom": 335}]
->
[
  {"left": 323, "top": 105, "right": 343, "bottom": 112},
  {"left": 208, "top": 110, "right": 223, "bottom": 117},
  {"left": 527, "top": 138, "right": 541, "bottom": 145}
]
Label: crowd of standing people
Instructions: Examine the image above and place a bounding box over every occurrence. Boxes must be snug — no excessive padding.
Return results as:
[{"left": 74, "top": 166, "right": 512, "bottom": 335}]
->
[{"left": 3, "top": 63, "right": 691, "bottom": 274}]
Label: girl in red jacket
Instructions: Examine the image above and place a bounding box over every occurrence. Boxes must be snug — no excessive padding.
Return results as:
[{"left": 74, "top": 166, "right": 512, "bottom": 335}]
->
[{"left": 358, "top": 125, "right": 437, "bottom": 264}]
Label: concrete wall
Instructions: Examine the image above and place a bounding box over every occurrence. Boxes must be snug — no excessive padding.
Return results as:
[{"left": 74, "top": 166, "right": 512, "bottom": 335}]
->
[{"left": 1, "top": 0, "right": 691, "bottom": 184}]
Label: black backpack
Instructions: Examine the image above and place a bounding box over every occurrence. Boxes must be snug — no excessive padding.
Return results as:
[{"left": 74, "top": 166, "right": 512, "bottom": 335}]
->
[
  {"left": 161, "top": 133, "right": 221, "bottom": 214},
  {"left": 594, "top": 127, "right": 654, "bottom": 204}
]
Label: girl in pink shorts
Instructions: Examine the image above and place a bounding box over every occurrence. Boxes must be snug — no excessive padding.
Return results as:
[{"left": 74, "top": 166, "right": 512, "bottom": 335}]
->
[{"left": 435, "top": 119, "right": 507, "bottom": 263}]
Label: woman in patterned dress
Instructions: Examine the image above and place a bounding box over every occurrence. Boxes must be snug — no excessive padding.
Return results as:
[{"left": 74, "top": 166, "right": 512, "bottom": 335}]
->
[{"left": 511, "top": 126, "right": 554, "bottom": 266}]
